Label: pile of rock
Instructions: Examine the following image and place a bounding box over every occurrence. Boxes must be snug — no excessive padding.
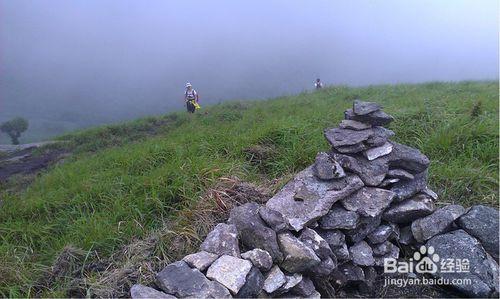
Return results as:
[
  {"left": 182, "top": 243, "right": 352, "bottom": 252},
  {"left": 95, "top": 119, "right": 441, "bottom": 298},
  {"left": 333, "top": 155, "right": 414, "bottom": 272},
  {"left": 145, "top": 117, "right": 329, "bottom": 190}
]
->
[{"left": 131, "top": 101, "right": 499, "bottom": 298}]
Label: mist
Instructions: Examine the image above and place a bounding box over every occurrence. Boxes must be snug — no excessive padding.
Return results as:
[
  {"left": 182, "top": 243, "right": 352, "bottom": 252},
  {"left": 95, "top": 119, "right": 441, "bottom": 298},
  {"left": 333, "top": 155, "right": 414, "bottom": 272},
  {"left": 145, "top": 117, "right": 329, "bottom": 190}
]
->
[{"left": 0, "top": 0, "right": 498, "bottom": 142}]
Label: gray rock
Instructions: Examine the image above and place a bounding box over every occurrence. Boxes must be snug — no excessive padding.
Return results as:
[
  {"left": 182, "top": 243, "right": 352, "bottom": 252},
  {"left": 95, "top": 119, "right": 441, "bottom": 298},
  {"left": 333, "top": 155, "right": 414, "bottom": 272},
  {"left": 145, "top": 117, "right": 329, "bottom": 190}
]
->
[
  {"left": 182, "top": 251, "right": 219, "bottom": 272},
  {"left": 228, "top": 202, "right": 283, "bottom": 262},
  {"left": 291, "top": 276, "right": 316, "bottom": 297},
  {"left": 387, "top": 142, "right": 430, "bottom": 174},
  {"left": 366, "top": 224, "right": 395, "bottom": 244},
  {"left": 236, "top": 266, "right": 264, "bottom": 298},
  {"left": 324, "top": 126, "right": 394, "bottom": 150},
  {"left": 361, "top": 266, "right": 378, "bottom": 290},
  {"left": 366, "top": 127, "right": 395, "bottom": 147},
  {"left": 317, "top": 229, "right": 350, "bottom": 262},
  {"left": 378, "top": 177, "right": 400, "bottom": 187},
  {"left": 330, "top": 262, "right": 365, "bottom": 287},
  {"left": 241, "top": 248, "right": 273, "bottom": 272},
  {"left": 341, "top": 187, "right": 395, "bottom": 218},
  {"left": 332, "top": 152, "right": 388, "bottom": 186},
  {"left": 156, "top": 261, "right": 231, "bottom": 298},
  {"left": 200, "top": 223, "right": 240, "bottom": 257},
  {"left": 372, "top": 241, "right": 395, "bottom": 256},
  {"left": 383, "top": 193, "right": 435, "bottom": 223},
  {"left": 266, "top": 166, "right": 363, "bottom": 231},
  {"left": 319, "top": 205, "right": 359, "bottom": 230},
  {"left": 313, "top": 152, "right": 345, "bottom": 180},
  {"left": 130, "top": 284, "right": 175, "bottom": 299},
  {"left": 353, "top": 100, "right": 381, "bottom": 115},
  {"left": 299, "top": 227, "right": 333, "bottom": 259},
  {"left": 206, "top": 255, "right": 253, "bottom": 295},
  {"left": 457, "top": 205, "right": 499, "bottom": 260},
  {"left": 345, "top": 215, "right": 382, "bottom": 243},
  {"left": 277, "top": 232, "right": 321, "bottom": 273},
  {"left": 411, "top": 204, "right": 466, "bottom": 243},
  {"left": 276, "top": 273, "right": 303, "bottom": 295},
  {"left": 258, "top": 206, "right": 288, "bottom": 232},
  {"left": 349, "top": 241, "right": 375, "bottom": 266},
  {"left": 263, "top": 265, "right": 286, "bottom": 294},
  {"left": 309, "top": 255, "right": 337, "bottom": 276},
  {"left": 421, "top": 187, "right": 438, "bottom": 200},
  {"left": 387, "top": 168, "right": 415, "bottom": 180},
  {"left": 390, "top": 170, "right": 428, "bottom": 201},
  {"left": 363, "top": 142, "right": 393, "bottom": 161},
  {"left": 339, "top": 119, "right": 372, "bottom": 130},
  {"left": 427, "top": 229, "right": 499, "bottom": 298},
  {"left": 374, "top": 243, "right": 400, "bottom": 267},
  {"left": 398, "top": 225, "right": 416, "bottom": 245},
  {"left": 335, "top": 142, "right": 367, "bottom": 154},
  {"left": 345, "top": 108, "right": 394, "bottom": 126}
]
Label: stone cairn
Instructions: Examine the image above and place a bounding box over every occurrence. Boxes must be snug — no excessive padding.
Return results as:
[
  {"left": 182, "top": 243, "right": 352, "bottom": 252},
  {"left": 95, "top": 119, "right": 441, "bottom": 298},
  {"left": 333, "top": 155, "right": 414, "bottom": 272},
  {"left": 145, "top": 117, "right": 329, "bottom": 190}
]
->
[{"left": 131, "top": 101, "right": 499, "bottom": 298}]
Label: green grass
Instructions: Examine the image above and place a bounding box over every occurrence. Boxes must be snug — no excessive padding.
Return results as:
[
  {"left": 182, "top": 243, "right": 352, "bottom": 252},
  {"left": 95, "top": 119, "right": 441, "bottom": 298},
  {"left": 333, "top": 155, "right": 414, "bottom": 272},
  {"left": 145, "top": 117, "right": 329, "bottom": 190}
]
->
[{"left": 0, "top": 81, "right": 498, "bottom": 297}]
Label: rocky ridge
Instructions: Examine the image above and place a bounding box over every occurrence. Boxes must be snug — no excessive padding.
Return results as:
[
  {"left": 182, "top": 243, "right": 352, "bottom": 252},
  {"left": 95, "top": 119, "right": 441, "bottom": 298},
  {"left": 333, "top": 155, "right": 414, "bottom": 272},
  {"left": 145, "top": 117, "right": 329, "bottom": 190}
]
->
[{"left": 131, "top": 100, "right": 499, "bottom": 298}]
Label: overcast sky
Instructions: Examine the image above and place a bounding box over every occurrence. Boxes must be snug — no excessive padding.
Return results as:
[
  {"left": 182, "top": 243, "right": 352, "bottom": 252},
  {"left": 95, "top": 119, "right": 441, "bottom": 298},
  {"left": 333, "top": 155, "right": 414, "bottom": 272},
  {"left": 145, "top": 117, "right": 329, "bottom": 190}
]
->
[{"left": 0, "top": 0, "right": 498, "bottom": 128}]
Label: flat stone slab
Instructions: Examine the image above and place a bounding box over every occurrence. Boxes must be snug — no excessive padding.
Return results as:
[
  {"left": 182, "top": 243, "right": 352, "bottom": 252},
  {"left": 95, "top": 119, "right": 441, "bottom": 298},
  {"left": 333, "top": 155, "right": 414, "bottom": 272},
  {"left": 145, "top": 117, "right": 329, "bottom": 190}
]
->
[
  {"left": 325, "top": 127, "right": 394, "bottom": 150},
  {"left": 349, "top": 241, "right": 375, "bottom": 266},
  {"left": 387, "top": 168, "right": 414, "bottom": 180},
  {"left": 427, "top": 229, "right": 499, "bottom": 298},
  {"left": 182, "top": 251, "right": 219, "bottom": 272},
  {"left": 383, "top": 193, "right": 435, "bottom": 223},
  {"left": 341, "top": 187, "right": 396, "bottom": 218},
  {"left": 263, "top": 265, "right": 287, "bottom": 294},
  {"left": 387, "top": 142, "right": 430, "bottom": 174},
  {"left": 345, "top": 108, "right": 394, "bottom": 126},
  {"left": 206, "top": 255, "right": 253, "bottom": 294},
  {"left": 363, "top": 142, "right": 393, "bottom": 161},
  {"left": 332, "top": 152, "right": 388, "bottom": 186},
  {"left": 241, "top": 248, "right": 273, "bottom": 272},
  {"left": 390, "top": 170, "right": 428, "bottom": 201},
  {"left": 339, "top": 119, "right": 372, "bottom": 131},
  {"left": 130, "top": 284, "right": 175, "bottom": 299},
  {"left": 457, "top": 205, "right": 499, "bottom": 260},
  {"left": 266, "top": 166, "right": 363, "bottom": 231},
  {"left": 411, "top": 204, "right": 466, "bottom": 243},
  {"left": 319, "top": 205, "right": 359, "bottom": 230},
  {"left": 277, "top": 232, "right": 321, "bottom": 273},
  {"left": 200, "top": 223, "right": 240, "bottom": 257},
  {"left": 353, "top": 100, "right": 381, "bottom": 115}
]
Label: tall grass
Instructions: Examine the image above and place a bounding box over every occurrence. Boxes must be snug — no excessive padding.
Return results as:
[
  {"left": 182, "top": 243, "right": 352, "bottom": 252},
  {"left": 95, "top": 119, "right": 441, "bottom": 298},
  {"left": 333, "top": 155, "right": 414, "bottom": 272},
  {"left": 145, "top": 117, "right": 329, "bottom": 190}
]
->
[{"left": 0, "top": 81, "right": 498, "bottom": 296}]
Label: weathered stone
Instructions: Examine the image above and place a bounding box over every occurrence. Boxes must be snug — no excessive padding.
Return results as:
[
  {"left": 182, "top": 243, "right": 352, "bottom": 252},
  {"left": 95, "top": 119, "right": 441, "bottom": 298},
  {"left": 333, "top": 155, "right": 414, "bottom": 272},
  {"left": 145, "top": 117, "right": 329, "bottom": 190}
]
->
[
  {"left": 374, "top": 243, "right": 400, "bottom": 267},
  {"left": 387, "top": 142, "right": 430, "bottom": 174},
  {"left": 241, "top": 248, "right": 273, "bottom": 272},
  {"left": 291, "top": 276, "right": 316, "bottom": 297},
  {"left": 266, "top": 166, "right": 363, "bottom": 231},
  {"left": 363, "top": 142, "right": 393, "bottom": 161},
  {"left": 349, "top": 241, "right": 375, "bottom": 266},
  {"left": 387, "top": 168, "right": 415, "bottom": 180},
  {"left": 390, "top": 170, "right": 428, "bottom": 201},
  {"left": 378, "top": 177, "right": 400, "bottom": 187},
  {"left": 258, "top": 206, "right": 288, "bottom": 233},
  {"left": 372, "top": 241, "right": 395, "bottom": 256},
  {"left": 383, "top": 193, "right": 435, "bottom": 223},
  {"left": 156, "top": 261, "right": 231, "bottom": 298},
  {"left": 427, "top": 229, "right": 499, "bottom": 297},
  {"left": 332, "top": 152, "right": 388, "bottom": 186},
  {"left": 313, "top": 152, "right": 345, "bottom": 180},
  {"left": 228, "top": 202, "right": 283, "bottom": 262},
  {"left": 130, "top": 284, "right": 175, "bottom": 299},
  {"left": 345, "top": 215, "right": 382, "bottom": 243},
  {"left": 457, "top": 205, "right": 499, "bottom": 260},
  {"left": 299, "top": 227, "right": 333, "bottom": 259},
  {"left": 319, "top": 205, "right": 359, "bottom": 230},
  {"left": 200, "top": 223, "right": 240, "bottom": 257},
  {"left": 341, "top": 187, "right": 395, "bottom": 218},
  {"left": 353, "top": 100, "right": 381, "bottom": 115},
  {"left": 366, "top": 224, "right": 394, "bottom": 244},
  {"left": 236, "top": 266, "right": 264, "bottom": 298},
  {"left": 335, "top": 142, "right": 367, "bottom": 154},
  {"left": 182, "top": 251, "right": 219, "bottom": 272},
  {"left": 206, "top": 255, "right": 253, "bottom": 295},
  {"left": 277, "top": 232, "right": 321, "bottom": 273},
  {"left": 324, "top": 126, "right": 394, "bottom": 150},
  {"left": 263, "top": 265, "right": 286, "bottom": 294},
  {"left": 421, "top": 187, "right": 438, "bottom": 200},
  {"left": 317, "top": 229, "right": 350, "bottom": 261},
  {"left": 276, "top": 273, "right": 303, "bottom": 295},
  {"left": 309, "top": 256, "right": 337, "bottom": 276},
  {"left": 398, "top": 225, "right": 416, "bottom": 245},
  {"left": 339, "top": 119, "right": 372, "bottom": 130},
  {"left": 330, "top": 262, "right": 365, "bottom": 287},
  {"left": 345, "top": 108, "right": 394, "bottom": 126},
  {"left": 366, "top": 127, "right": 395, "bottom": 147},
  {"left": 411, "top": 204, "right": 466, "bottom": 243}
]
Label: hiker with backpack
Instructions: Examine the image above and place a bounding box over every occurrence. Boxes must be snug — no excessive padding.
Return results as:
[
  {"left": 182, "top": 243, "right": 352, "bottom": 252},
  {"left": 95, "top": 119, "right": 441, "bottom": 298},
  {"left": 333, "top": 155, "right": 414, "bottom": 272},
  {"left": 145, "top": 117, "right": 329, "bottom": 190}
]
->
[
  {"left": 184, "top": 82, "right": 200, "bottom": 113},
  {"left": 315, "top": 78, "right": 323, "bottom": 89}
]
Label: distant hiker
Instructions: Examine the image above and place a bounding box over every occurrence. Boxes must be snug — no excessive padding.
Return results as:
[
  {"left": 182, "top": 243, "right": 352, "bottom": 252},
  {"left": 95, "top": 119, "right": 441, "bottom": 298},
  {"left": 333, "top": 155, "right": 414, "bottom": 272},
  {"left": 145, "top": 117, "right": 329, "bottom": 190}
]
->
[
  {"left": 184, "top": 82, "right": 200, "bottom": 113},
  {"left": 315, "top": 78, "right": 323, "bottom": 89}
]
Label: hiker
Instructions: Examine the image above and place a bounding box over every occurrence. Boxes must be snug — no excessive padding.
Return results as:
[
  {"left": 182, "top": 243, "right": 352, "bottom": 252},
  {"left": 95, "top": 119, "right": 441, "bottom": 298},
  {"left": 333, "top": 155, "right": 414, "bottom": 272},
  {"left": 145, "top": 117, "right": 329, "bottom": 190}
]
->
[
  {"left": 184, "top": 82, "right": 200, "bottom": 113},
  {"left": 314, "top": 78, "right": 323, "bottom": 89}
]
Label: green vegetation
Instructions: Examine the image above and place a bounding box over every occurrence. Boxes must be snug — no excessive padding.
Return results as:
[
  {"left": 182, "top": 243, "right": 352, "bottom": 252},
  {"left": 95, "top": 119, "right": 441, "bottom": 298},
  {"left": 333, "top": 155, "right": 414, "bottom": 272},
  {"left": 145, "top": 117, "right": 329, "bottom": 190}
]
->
[
  {"left": 1, "top": 117, "right": 29, "bottom": 145},
  {"left": 0, "top": 81, "right": 498, "bottom": 297}
]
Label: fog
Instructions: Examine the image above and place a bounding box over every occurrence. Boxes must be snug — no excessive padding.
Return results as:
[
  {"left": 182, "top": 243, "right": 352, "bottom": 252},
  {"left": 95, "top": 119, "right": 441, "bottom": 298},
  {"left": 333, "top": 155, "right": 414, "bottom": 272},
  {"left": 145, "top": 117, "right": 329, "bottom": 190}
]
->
[{"left": 0, "top": 0, "right": 498, "bottom": 142}]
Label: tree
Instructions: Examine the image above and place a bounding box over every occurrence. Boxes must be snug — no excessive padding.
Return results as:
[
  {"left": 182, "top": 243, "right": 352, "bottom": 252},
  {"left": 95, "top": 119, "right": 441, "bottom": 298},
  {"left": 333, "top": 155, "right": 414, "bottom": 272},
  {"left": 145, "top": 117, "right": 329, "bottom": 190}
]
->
[{"left": 1, "top": 117, "right": 29, "bottom": 145}]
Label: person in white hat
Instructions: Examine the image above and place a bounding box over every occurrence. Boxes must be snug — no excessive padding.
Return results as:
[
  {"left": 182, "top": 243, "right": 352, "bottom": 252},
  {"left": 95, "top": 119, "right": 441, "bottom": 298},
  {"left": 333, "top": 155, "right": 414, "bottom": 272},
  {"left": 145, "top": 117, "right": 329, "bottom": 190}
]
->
[{"left": 184, "top": 82, "right": 199, "bottom": 113}]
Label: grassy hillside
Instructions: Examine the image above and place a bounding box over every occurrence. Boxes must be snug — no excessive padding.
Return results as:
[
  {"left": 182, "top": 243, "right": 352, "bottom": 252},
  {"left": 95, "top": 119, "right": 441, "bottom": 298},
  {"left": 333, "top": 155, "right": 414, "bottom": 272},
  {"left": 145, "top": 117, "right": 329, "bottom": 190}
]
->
[{"left": 0, "top": 81, "right": 498, "bottom": 297}]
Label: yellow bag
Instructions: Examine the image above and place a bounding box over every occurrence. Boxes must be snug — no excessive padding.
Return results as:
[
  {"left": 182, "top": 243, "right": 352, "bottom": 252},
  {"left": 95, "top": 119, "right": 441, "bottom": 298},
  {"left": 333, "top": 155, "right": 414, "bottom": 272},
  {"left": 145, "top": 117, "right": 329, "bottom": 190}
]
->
[{"left": 193, "top": 102, "right": 201, "bottom": 110}]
